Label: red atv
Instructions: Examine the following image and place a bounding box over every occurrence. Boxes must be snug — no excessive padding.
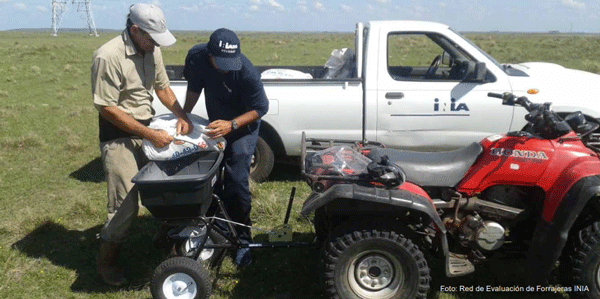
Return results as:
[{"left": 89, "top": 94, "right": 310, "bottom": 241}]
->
[{"left": 301, "top": 92, "right": 600, "bottom": 299}]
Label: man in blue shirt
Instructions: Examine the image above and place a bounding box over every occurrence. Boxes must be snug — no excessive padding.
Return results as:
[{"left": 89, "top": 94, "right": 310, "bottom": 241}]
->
[{"left": 180, "top": 28, "right": 268, "bottom": 267}]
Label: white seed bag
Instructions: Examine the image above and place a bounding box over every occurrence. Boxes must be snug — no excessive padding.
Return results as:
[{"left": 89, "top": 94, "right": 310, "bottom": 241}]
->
[
  {"left": 260, "top": 68, "right": 313, "bottom": 79},
  {"left": 142, "top": 113, "right": 226, "bottom": 161}
]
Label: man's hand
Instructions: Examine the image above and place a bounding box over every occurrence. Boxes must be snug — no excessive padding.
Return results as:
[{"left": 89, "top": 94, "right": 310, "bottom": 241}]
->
[
  {"left": 205, "top": 120, "right": 232, "bottom": 139},
  {"left": 176, "top": 117, "right": 194, "bottom": 135},
  {"left": 148, "top": 129, "right": 174, "bottom": 148},
  {"left": 156, "top": 87, "right": 194, "bottom": 135}
]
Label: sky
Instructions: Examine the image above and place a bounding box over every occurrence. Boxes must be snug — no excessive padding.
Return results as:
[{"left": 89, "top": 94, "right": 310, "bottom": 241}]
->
[{"left": 0, "top": 0, "right": 599, "bottom": 33}]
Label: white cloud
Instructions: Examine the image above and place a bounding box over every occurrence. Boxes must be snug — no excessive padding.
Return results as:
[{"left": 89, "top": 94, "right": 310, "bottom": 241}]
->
[
  {"left": 203, "top": 2, "right": 221, "bottom": 10},
  {"left": 314, "top": 1, "right": 324, "bottom": 11},
  {"left": 410, "top": 5, "right": 429, "bottom": 18},
  {"left": 13, "top": 2, "right": 25, "bottom": 10},
  {"left": 340, "top": 4, "right": 352, "bottom": 13},
  {"left": 0, "top": 0, "right": 10, "bottom": 3},
  {"left": 250, "top": 0, "right": 260, "bottom": 4},
  {"left": 372, "top": 0, "right": 390, "bottom": 3},
  {"left": 36, "top": 5, "right": 47, "bottom": 12},
  {"left": 561, "top": 0, "right": 585, "bottom": 10},
  {"left": 267, "top": 0, "right": 284, "bottom": 10},
  {"left": 179, "top": 5, "right": 200, "bottom": 12},
  {"left": 296, "top": 0, "right": 308, "bottom": 13},
  {"left": 150, "top": 0, "right": 162, "bottom": 7},
  {"left": 249, "top": 4, "right": 259, "bottom": 11},
  {"left": 461, "top": 2, "right": 486, "bottom": 22}
]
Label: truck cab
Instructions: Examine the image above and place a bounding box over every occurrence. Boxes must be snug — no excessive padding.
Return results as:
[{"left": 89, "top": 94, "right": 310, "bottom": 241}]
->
[{"left": 365, "top": 21, "right": 515, "bottom": 150}]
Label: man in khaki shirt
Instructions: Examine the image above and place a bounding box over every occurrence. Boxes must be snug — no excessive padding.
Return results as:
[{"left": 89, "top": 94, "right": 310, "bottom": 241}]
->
[{"left": 91, "top": 3, "right": 191, "bottom": 286}]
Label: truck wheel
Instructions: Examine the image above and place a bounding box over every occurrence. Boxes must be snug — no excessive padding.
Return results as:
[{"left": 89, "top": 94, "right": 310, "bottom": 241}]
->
[
  {"left": 151, "top": 257, "right": 212, "bottom": 299},
  {"left": 324, "top": 226, "right": 430, "bottom": 299},
  {"left": 177, "top": 230, "right": 228, "bottom": 268},
  {"left": 566, "top": 222, "right": 600, "bottom": 299},
  {"left": 250, "top": 136, "right": 274, "bottom": 182}
]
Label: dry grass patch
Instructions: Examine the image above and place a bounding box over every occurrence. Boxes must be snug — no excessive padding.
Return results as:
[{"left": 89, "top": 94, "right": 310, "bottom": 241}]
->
[
  {"left": 1, "top": 132, "right": 46, "bottom": 149},
  {"left": 0, "top": 106, "right": 16, "bottom": 118},
  {"left": 67, "top": 106, "right": 94, "bottom": 118},
  {"left": 58, "top": 126, "right": 85, "bottom": 151},
  {"left": 30, "top": 66, "right": 41, "bottom": 75}
]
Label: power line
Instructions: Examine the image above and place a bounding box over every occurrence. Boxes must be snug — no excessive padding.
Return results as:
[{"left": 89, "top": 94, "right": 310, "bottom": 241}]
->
[{"left": 51, "top": 0, "right": 98, "bottom": 36}]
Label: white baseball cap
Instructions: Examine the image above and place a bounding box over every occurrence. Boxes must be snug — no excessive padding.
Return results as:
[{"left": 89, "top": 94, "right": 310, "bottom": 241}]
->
[{"left": 129, "top": 3, "right": 176, "bottom": 47}]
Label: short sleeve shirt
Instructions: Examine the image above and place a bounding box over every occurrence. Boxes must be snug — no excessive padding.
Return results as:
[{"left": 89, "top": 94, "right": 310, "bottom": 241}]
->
[
  {"left": 183, "top": 44, "right": 269, "bottom": 124},
  {"left": 91, "top": 30, "right": 170, "bottom": 121}
]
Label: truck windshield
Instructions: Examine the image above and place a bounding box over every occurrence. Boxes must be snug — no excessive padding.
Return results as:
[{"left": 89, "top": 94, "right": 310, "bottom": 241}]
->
[{"left": 449, "top": 28, "right": 506, "bottom": 73}]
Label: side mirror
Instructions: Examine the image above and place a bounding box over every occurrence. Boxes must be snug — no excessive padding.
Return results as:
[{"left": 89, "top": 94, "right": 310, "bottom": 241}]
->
[
  {"left": 462, "top": 61, "right": 487, "bottom": 83},
  {"left": 474, "top": 62, "right": 486, "bottom": 82}
]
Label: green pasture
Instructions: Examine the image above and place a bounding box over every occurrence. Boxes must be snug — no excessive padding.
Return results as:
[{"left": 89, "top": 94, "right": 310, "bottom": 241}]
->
[{"left": 1, "top": 29, "right": 599, "bottom": 298}]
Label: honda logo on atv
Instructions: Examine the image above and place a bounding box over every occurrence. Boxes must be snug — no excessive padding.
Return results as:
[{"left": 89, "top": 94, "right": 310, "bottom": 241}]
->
[{"left": 491, "top": 148, "right": 549, "bottom": 160}]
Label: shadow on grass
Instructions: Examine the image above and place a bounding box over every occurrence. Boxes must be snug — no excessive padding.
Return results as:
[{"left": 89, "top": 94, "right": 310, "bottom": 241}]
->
[
  {"left": 70, "top": 158, "right": 304, "bottom": 183},
  {"left": 11, "top": 218, "right": 324, "bottom": 298},
  {"left": 11, "top": 217, "right": 164, "bottom": 294},
  {"left": 222, "top": 232, "right": 324, "bottom": 299},
  {"left": 69, "top": 157, "right": 105, "bottom": 183},
  {"left": 12, "top": 219, "right": 569, "bottom": 298},
  {"left": 267, "top": 162, "right": 302, "bottom": 182}
]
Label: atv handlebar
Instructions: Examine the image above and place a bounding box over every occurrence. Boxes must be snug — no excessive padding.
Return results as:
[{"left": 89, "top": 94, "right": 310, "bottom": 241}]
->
[
  {"left": 486, "top": 92, "right": 505, "bottom": 99},
  {"left": 487, "top": 92, "right": 543, "bottom": 112},
  {"left": 488, "top": 92, "right": 572, "bottom": 139}
]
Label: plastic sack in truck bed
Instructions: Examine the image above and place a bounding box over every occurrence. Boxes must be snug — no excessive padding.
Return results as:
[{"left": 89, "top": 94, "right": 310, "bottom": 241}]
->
[
  {"left": 323, "top": 48, "right": 355, "bottom": 79},
  {"left": 142, "top": 113, "right": 226, "bottom": 161}
]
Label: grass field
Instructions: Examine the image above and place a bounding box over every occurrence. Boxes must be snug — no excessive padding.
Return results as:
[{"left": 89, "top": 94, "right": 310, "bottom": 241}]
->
[{"left": 1, "top": 29, "right": 600, "bottom": 298}]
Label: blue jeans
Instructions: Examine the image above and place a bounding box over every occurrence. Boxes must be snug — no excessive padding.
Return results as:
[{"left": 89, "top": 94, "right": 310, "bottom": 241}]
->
[{"left": 215, "top": 127, "right": 259, "bottom": 244}]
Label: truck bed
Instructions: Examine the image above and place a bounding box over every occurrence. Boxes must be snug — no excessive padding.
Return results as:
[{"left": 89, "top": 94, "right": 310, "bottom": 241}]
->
[{"left": 165, "top": 65, "right": 355, "bottom": 81}]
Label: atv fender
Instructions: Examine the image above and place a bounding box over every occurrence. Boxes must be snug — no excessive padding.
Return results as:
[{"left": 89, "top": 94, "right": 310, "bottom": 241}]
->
[
  {"left": 300, "top": 183, "right": 449, "bottom": 255},
  {"left": 527, "top": 175, "right": 600, "bottom": 284}
]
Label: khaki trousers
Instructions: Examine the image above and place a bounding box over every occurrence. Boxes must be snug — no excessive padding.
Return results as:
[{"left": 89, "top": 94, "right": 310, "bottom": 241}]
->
[{"left": 99, "top": 137, "right": 147, "bottom": 243}]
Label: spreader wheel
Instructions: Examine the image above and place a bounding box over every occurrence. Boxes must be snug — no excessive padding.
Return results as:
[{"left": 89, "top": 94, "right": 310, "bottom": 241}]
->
[
  {"left": 177, "top": 230, "right": 228, "bottom": 268},
  {"left": 151, "top": 257, "right": 211, "bottom": 299}
]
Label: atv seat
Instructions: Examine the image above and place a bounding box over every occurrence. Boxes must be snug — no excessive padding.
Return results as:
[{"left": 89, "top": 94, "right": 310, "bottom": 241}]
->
[{"left": 367, "top": 142, "right": 483, "bottom": 187}]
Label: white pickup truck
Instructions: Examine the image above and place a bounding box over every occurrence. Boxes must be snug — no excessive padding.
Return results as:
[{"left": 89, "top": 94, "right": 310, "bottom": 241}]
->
[{"left": 155, "top": 21, "right": 600, "bottom": 182}]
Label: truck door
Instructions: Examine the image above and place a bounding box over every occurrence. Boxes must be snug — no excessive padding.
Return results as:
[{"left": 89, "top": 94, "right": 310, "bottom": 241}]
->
[{"left": 376, "top": 32, "right": 513, "bottom": 151}]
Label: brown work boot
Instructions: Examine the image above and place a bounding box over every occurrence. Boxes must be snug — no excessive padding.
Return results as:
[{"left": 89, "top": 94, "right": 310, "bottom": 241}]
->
[{"left": 96, "top": 241, "right": 127, "bottom": 286}]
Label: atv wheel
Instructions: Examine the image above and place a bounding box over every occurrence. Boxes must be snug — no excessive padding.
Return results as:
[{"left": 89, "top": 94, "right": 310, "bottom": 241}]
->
[
  {"left": 177, "top": 230, "right": 228, "bottom": 268},
  {"left": 151, "top": 257, "right": 211, "bottom": 299},
  {"left": 324, "top": 226, "right": 430, "bottom": 299},
  {"left": 567, "top": 222, "right": 600, "bottom": 299}
]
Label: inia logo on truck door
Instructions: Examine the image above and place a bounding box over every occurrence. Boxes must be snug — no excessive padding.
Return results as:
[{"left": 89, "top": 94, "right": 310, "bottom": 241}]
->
[{"left": 434, "top": 98, "right": 469, "bottom": 112}]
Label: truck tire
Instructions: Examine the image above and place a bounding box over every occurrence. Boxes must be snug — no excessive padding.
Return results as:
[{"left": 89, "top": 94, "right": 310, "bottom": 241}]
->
[
  {"left": 565, "top": 222, "right": 600, "bottom": 299},
  {"left": 324, "top": 224, "right": 430, "bottom": 299},
  {"left": 250, "top": 136, "right": 274, "bottom": 182},
  {"left": 151, "top": 257, "right": 212, "bottom": 299}
]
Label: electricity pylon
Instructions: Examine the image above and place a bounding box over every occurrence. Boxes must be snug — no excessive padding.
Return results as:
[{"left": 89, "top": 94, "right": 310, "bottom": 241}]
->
[{"left": 51, "top": 0, "right": 98, "bottom": 36}]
